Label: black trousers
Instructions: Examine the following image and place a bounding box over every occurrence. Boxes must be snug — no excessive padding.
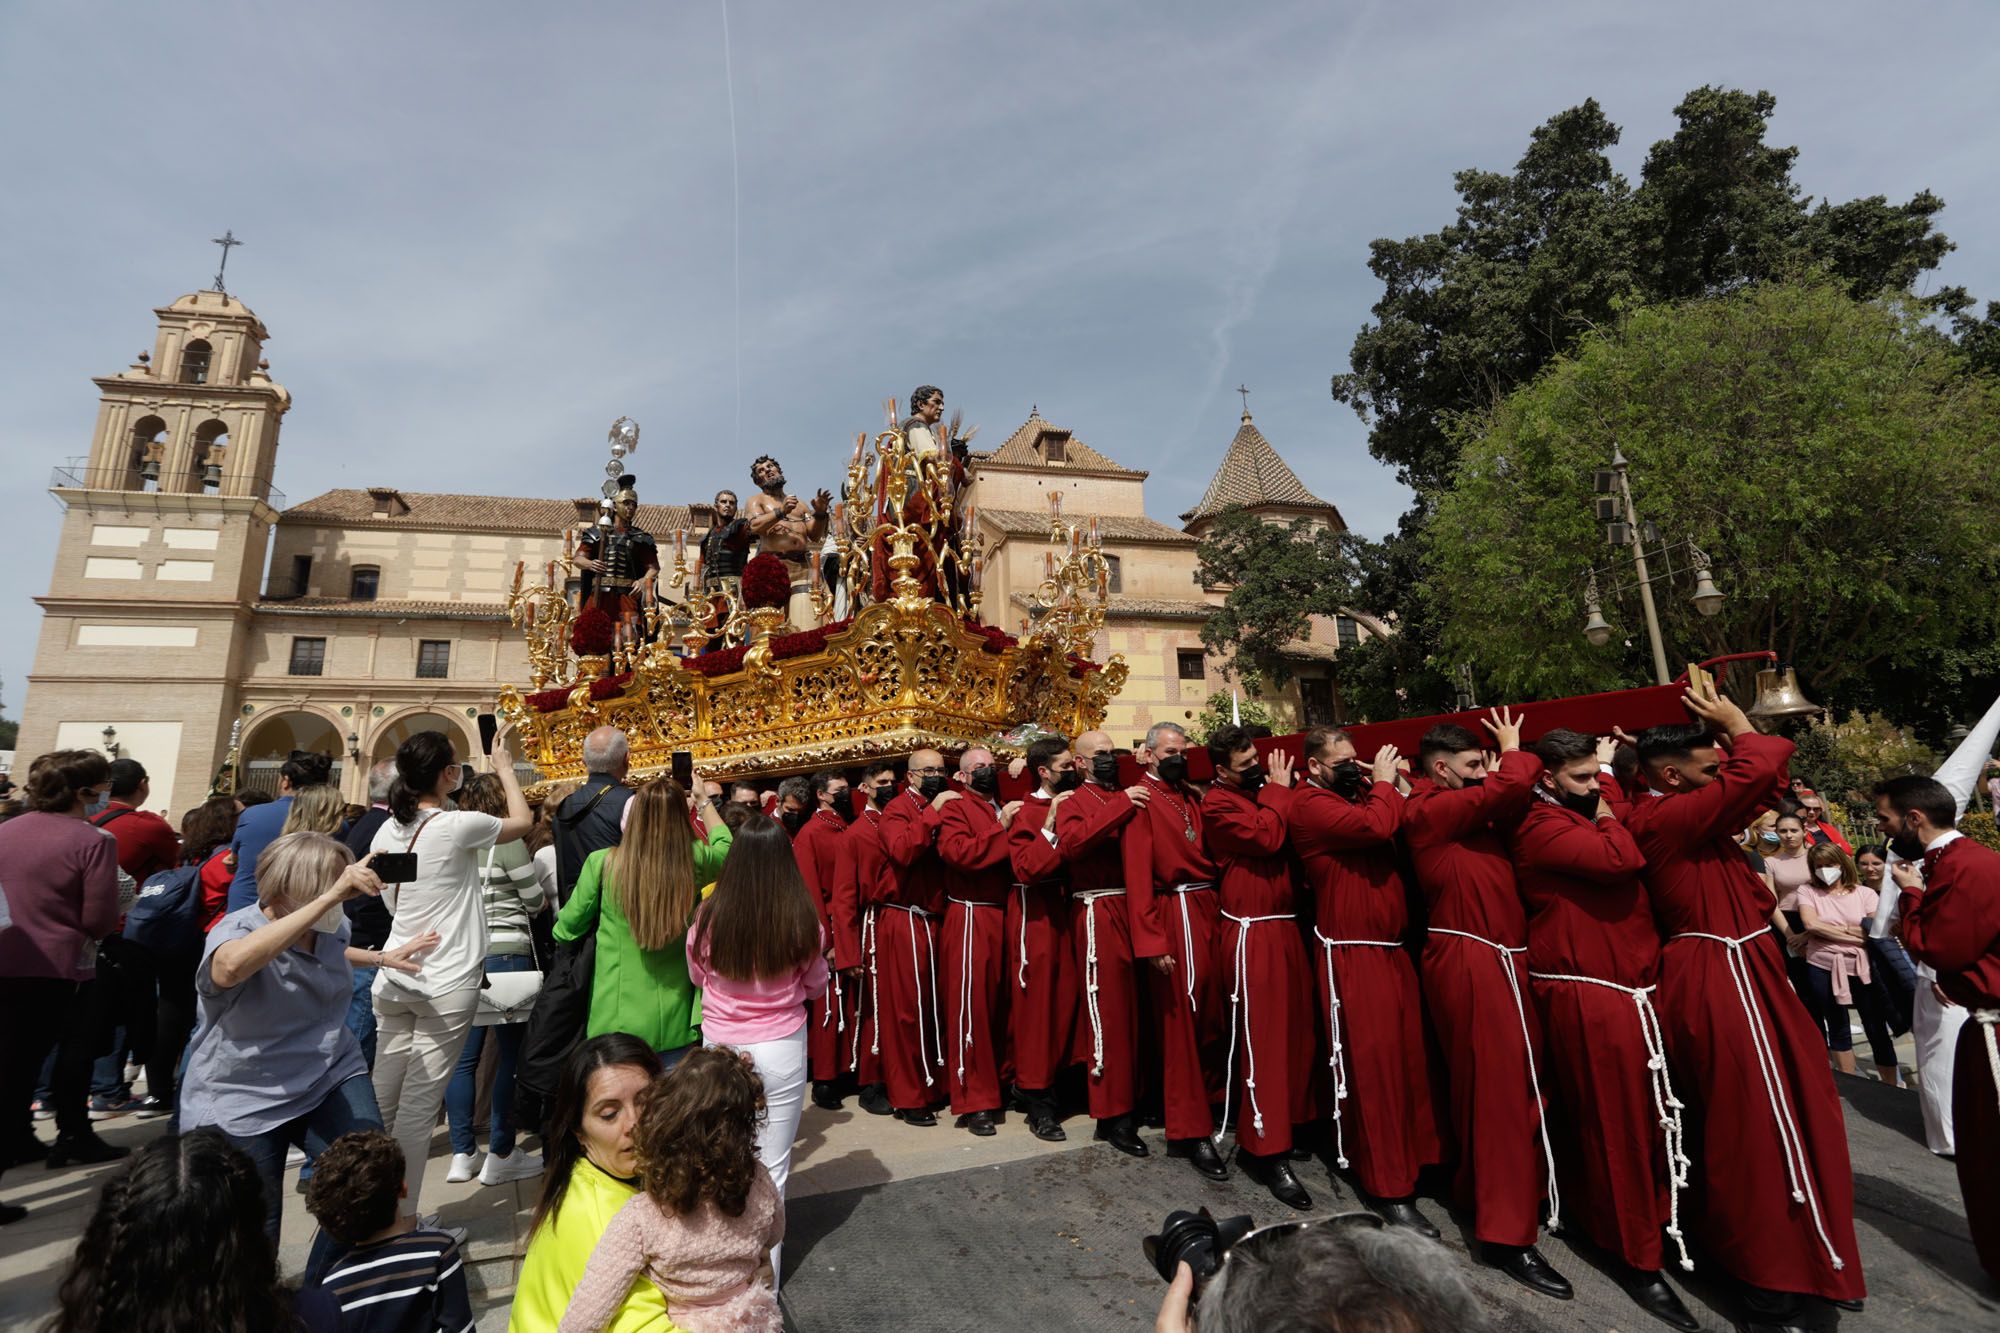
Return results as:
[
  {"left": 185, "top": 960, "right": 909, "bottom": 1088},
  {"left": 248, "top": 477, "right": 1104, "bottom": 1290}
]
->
[
  {"left": 0, "top": 976, "right": 84, "bottom": 1169},
  {"left": 1804, "top": 965, "right": 1900, "bottom": 1069},
  {"left": 150, "top": 947, "right": 202, "bottom": 1108}
]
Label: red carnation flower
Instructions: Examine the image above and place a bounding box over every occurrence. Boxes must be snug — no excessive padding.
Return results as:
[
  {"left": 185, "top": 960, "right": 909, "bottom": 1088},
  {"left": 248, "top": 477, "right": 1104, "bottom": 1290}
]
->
[
  {"left": 740, "top": 554, "right": 792, "bottom": 611},
  {"left": 570, "top": 607, "right": 616, "bottom": 656}
]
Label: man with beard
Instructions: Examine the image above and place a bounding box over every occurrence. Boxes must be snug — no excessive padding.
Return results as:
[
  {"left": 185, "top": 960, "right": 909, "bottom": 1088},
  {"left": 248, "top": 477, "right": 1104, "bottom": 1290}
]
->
[
  {"left": 1628, "top": 694, "right": 1863, "bottom": 1327},
  {"left": 1004, "top": 737, "right": 1081, "bottom": 1143},
  {"left": 699, "top": 489, "right": 752, "bottom": 594},
  {"left": 1286, "top": 727, "right": 1443, "bottom": 1236},
  {"left": 1403, "top": 709, "right": 1570, "bottom": 1300},
  {"left": 745, "top": 454, "right": 831, "bottom": 628},
  {"left": 1877, "top": 774, "right": 2000, "bottom": 1287},
  {"left": 1122, "top": 722, "right": 1227, "bottom": 1181},
  {"left": 1512, "top": 728, "right": 1698, "bottom": 1331},
  {"left": 1202, "top": 725, "right": 1314, "bottom": 1208},
  {"left": 1054, "top": 731, "right": 1151, "bottom": 1155},
  {"left": 875, "top": 750, "right": 954, "bottom": 1124},
  {"left": 833, "top": 761, "right": 900, "bottom": 1117},
  {"left": 934, "top": 747, "right": 1022, "bottom": 1136},
  {"left": 795, "top": 769, "right": 856, "bottom": 1110}
]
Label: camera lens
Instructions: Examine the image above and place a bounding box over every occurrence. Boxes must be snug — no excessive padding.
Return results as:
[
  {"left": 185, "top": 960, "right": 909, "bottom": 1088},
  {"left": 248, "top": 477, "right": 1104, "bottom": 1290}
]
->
[{"left": 1142, "top": 1208, "right": 1255, "bottom": 1286}]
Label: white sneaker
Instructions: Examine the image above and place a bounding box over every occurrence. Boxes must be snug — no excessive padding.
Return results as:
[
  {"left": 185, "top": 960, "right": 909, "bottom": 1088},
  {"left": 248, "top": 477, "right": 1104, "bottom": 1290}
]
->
[
  {"left": 285, "top": 1146, "right": 307, "bottom": 1169},
  {"left": 445, "top": 1152, "right": 483, "bottom": 1183},
  {"left": 417, "top": 1213, "right": 470, "bottom": 1247},
  {"left": 479, "top": 1150, "right": 544, "bottom": 1185}
]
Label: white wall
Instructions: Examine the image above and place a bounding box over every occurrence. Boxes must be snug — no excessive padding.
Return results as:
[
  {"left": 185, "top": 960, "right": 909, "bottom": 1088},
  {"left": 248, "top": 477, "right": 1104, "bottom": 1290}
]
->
[{"left": 52, "top": 721, "right": 184, "bottom": 816}]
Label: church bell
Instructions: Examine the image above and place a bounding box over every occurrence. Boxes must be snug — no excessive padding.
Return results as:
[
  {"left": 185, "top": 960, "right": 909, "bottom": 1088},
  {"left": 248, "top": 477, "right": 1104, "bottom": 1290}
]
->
[{"left": 1746, "top": 665, "right": 1821, "bottom": 720}]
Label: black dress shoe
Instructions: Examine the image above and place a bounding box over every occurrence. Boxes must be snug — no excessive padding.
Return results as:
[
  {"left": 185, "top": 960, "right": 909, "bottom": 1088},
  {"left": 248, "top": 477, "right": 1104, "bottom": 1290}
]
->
[
  {"left": 956, "top": 1110, "right": 998, "bottom": 1137},
  {"left": 1093, "top": 1117, "right": 1149, "bottom": 1157},
  {"left": 1829, "top": 1298, "right": 1865, "bottom": 1312},
  {"left": 1239, "top": 1152, "right": 1313, "bottom": 1210},
  {"left": 3, "top": 1139, "right": 47, "bottom": 1168},
  {"left": 857, "top": 1083, "right": 894, "bottom": 1116},
  {"left": 1377, "top": 1199, "right": 1440, "bottom": 1239},
  {"left": 0, "top": 1202, "right": 25, "bottom": 1226},
  {"left": 1483, "top": 1244, "right": 1573, "bottom": 1300},
  {"left": 1622, "top": 1271, "right": 1699, "bottom": 1331},
  {"left": 811, "top": 1081, "right": 844, "bottom": 1111},
  {"left": 47, "top": 1133, "right": 128, "bottom": 1169},
  {"left": 1026, "top": 1109, "right": 1067, "bottom": 1142},
  {"left": 1165, "top": 1136, "right": 1228, "bottom": 1181},
  {"left": 893, "top": 1108, "right": 937, "bottom": 1127}
]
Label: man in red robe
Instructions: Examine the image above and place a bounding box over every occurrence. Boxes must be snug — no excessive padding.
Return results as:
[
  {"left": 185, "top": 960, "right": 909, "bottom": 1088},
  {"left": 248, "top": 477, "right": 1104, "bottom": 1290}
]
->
[
  {"left": 1512, "top": 728, "right": 1698, "bottom": 1332},
  {"left": 1878, "top": 774, "right": 2000, "bottom": 1286},
  {"left": 833, "top": 762, "right": 899, "bottom": 1116},
  {"left": 1122, "top": 722, "right": 1226, "bottom": 1180},
  {"left": 1006, "top": 737, "right": 1080, "bottom": 1142},
  {"left": 794, "top": 770, "right": 856, "bottom": 1110},
  {"left": 1056, "top": 731, "right": 1150, "bottom": 1156},
  {"left": 1287, "top": 727, "right": 1443, "bottom": 1236},
  {"left": 1628, "top": 692, "right": 1864, "bottom": 1325},
  {"left": 1202, "top": 725, "right": 1314, "bottom": 1208},
  {"left": 934, "top": 746, "right": 1019, "bottom": 1136},
  {"left": 874, "top": 750, "right": 954, "bottom": 1123},
  {"left": 1403, "top": 708, "right": 1570, "bottom": 1300}
]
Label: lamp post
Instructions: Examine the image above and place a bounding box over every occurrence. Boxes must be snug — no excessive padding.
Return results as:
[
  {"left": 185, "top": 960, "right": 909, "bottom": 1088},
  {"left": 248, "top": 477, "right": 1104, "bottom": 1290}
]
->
[
  {"left": 101, "top": 725, "right": 120, "bottom": 758},
  {"left": 1586, "top": 448, "right": 1726, "bottom": 685}
]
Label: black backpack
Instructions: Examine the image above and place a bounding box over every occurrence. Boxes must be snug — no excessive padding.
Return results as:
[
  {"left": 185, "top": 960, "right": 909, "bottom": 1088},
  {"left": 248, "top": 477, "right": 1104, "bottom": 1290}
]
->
[{"left": 124, "top": 865, "right": 204, "bottom": 957}]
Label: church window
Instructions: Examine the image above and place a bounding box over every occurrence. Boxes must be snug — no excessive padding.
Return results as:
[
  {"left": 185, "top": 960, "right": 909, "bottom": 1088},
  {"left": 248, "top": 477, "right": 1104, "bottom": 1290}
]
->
[
  {"left": 1043, "top": 436, "right": 1067, "bottom": 464},
  {"left": 1102, "top": 554, "right": 1122, "bottom": 594},
  {"left": 416, "top": 640, "right": 451, "bottom": 679},
  {"left": 180, "top": 339, "right": 211, "bottom": 385},
  {"left": 350, "top": 567, "right": 380, "bottom": 601},
  {"left": 1177, "top": 649, "right": 1205, "bottom": 681},
  {"left": 1335, "top": 615, "right": 1361, "bottom": 649},
  {"left": 289, "top": 554, "right": 313, "bottom": 597},
  {"left": 129, "top": 416, "right": 168, "bottom": 490},
  {"left": 288, "top": 637, "right": 326, "bottom": 676}
]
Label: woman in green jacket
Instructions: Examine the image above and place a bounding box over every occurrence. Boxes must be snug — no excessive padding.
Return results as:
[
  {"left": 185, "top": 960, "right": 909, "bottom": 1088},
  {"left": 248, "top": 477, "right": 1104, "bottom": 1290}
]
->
[{"left": 554, "top": 778, "right": 729, "bottom": 1065}]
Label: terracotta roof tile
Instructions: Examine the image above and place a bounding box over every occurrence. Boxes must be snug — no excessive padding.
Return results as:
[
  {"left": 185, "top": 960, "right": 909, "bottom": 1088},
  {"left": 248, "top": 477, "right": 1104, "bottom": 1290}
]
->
[
  {"left": 1182, "top": 416, "right": 1341, "bottom": 525},
  {"left": 1008, "top": 592, "right": 1215, "bottom": 621},
  {"left": 252, "top": 596, "right": 508, "bottom": 620},
  {"left": 282, "top": 489, "right": 699, "bottom": 535},
  {"left": 981, "top": 508, "right": 1195, "bottom": 545},
  {"left": 973, "top": 411, "right": 1142, "bottom": 476}
]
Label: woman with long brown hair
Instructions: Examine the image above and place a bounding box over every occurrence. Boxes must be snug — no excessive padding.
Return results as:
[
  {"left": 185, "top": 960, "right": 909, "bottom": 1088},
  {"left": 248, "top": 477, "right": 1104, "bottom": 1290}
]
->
[
  {"left": 555, "top": 778, "right": 729, "bottom": 1065},
  {"left": 686, "top": 813, "right": 825, "bottom": 1281}
]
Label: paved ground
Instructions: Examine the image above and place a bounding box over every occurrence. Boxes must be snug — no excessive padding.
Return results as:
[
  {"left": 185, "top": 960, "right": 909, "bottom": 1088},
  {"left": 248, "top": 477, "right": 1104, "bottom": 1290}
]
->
[{"left": 1, "top": 1059, "right": 1992, "bottom": 1331}]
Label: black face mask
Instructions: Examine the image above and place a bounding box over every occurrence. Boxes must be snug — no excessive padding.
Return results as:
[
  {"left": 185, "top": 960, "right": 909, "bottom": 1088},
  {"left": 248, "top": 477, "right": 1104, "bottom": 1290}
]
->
[
  {"left": 870, "top": 782, "right": 896, "bottom": 808},
  {"left": 1328, "top": 760, "right": 1367, "bottom": 798},
  {"left": 918, "top": 774, "right": 947, "bottom": 800},
  {"left": 1090, "top": 754, "right": 1122, "bottom": 787},
  {"left": 1558, "top": 789, "right": 1599, "bottom": 818},
  {"left": 1888, "top": 831, "right": 1924, "bottom": 861},
  {"left": 781, "top": 808, "right": 807, "bottom": 834},
  {"left": 1236, "top": 764, "right": 1267, "bottom": 795},
  {"left": 968, "top": 766, "right": 1000, "bottom": 798},
  {"left": 830, "top": 791, "right": 853, "bottom": 822},
  {"left": 1156, "top": 754, "right": 1189, "bottom": 784},
  {"left": 1457, "top": 774, "right": 1486, "bottom": 789},
  {"left": 1052, "top": 769, "right": 1083, "bottom": 793}
]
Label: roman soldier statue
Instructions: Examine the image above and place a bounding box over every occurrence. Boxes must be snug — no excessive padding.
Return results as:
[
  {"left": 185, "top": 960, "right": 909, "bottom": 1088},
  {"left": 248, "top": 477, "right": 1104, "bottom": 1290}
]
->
[{"left": 575, "top": 475, "right": 660, "bottom": 642}]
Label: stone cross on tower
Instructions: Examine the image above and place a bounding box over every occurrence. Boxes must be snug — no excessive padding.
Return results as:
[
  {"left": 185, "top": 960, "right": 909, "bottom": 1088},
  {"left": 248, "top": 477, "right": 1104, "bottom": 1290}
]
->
[
  {"left": 211, "top": 230, "right": 243, "bottom": 293},
  {"left": 1237, "top": 384, "right": 1252, "bottom": 419}
]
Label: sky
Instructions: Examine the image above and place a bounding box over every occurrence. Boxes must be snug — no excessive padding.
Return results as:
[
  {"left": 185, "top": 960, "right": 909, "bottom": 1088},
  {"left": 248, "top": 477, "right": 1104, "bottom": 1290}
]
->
[{"left": 3, "top": 0, "right": 1997, "bottom": 721}]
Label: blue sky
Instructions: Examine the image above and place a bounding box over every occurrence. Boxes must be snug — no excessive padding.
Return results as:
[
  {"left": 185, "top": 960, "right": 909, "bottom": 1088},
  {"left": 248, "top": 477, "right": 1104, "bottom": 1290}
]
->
[{"left": 3, "top": 1, "right": 1996, "bottom": 723}]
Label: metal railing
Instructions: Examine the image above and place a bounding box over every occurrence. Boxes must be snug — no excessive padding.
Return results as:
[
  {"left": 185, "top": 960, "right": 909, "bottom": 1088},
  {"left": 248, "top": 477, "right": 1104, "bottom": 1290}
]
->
[{"left": 49, "top": 461, "right": 286, "bottom": 510}]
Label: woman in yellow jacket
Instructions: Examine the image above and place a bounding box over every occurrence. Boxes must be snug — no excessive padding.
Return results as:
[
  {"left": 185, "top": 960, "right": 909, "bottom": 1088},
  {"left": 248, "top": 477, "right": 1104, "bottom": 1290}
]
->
[{"left": 509, "top": 1034, "right": 673, "bottom": 1332}]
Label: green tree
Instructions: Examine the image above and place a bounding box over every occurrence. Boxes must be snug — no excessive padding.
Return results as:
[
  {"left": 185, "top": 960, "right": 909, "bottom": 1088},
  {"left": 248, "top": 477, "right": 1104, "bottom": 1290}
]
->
[
  {"left": 1788, "top": 712, "right": 1938, "bottom": 830},
  {"left": 1424, "top": 280, "right": 2000, "bottom": 705},
  {"left": 1193, "top": 508, "right": 1366, "bottom": 688},
  {"left": 1186, "top": 690, "right": 1278, "bottom": 746}
]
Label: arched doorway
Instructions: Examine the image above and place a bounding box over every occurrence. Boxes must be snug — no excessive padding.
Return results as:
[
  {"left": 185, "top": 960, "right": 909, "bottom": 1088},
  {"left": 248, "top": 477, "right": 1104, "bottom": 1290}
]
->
[
  {"left": 370, "top": 711, "right": 473, "bottom": 764},
  {"left": 238, "top": 709, "right": 347, "bottom": 798}
]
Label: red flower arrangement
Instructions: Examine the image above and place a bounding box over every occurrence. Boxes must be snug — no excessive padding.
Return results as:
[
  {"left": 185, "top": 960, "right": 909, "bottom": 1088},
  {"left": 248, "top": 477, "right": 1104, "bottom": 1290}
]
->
[
  {"left": 740, "top": 554, "right": 791, "bottom": 610},
  {"left": 522, "top": 671, "right": 632, "bottom": 713},
  {"left": 570, "top": 606, "right": 616, "bottom": 657}
]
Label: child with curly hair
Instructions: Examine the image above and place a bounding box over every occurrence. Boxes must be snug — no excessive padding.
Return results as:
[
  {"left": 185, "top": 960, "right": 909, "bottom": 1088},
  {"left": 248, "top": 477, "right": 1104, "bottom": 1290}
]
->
[
  {"left": 304, "top": 1130, "right": 473, "bottom": 1333},
  {"left": 558, "top": 1047, "right": 784, "bottom": 1333}
]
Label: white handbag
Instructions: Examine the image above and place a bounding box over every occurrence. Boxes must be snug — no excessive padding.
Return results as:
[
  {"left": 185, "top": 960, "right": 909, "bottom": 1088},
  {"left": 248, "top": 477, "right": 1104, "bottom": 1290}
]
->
[{"left": 473, "top": 844, "right": 545, "bottom": 1027}]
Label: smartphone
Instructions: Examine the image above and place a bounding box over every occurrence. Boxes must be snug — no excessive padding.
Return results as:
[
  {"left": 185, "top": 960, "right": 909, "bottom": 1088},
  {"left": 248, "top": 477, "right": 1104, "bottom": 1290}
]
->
[
  {"left": 370, "top": 852, "right": 419, "bottom": 884},
  {"left": 478, "top": 712, "right": 498, "bottom": 755},
  {"left": 671, "top": 749, "right": 694, "bottom": 790}
]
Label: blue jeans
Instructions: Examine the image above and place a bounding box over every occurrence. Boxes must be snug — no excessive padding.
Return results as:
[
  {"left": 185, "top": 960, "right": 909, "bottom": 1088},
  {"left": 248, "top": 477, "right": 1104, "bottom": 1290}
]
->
[
  {"left": 444, "top": 955, "right": 535, "bottom": 1156},
  {"left": 657, "top": 1041, "right": 696, "bottom": 1071},
  {"left": 347, "top": 966, "right": 380, "bottom": 1070},
  {"left": 217, "top": 1072, "right": 382, "bottom": 1259}
]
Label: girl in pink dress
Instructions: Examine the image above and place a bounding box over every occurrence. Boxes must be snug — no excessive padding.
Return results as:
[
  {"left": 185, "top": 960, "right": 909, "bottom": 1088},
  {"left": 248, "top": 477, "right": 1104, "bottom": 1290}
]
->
[{"left": 559, "top": 1048, "right": 782, "bottom": 1333}]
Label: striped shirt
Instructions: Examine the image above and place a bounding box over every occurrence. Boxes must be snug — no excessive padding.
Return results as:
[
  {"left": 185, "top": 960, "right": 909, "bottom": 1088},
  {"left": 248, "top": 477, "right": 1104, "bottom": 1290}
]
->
[
  {"left": 318, "top": 1228, "right": 473, "bottom": 1333},
  {"left": 480, "top": 839, "right": 546, "bottom": 956}
]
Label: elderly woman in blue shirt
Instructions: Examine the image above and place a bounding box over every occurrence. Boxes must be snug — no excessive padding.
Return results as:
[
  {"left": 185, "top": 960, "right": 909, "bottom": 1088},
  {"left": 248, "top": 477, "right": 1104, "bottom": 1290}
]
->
[{"left": 180, "top": 830, "right": 437, "bottom": 1245}]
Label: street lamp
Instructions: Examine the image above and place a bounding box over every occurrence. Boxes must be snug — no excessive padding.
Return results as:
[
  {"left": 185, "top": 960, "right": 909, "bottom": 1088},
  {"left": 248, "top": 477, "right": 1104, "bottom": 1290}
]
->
[
  {"left": 1584, "top": 448, "right": 1727, "bottom": 684},
  {"left": 1582, "top": 573, "right": 1614, "bottom": 647},
  {"left": 1689, "top": 550, "right": 1726, "bottom": 618},
  {"left": 101, "top": 725, "right": 120, "bottom": 758},
  {"left": 347, "top": 731, "right": 361, "bottom": 762}
]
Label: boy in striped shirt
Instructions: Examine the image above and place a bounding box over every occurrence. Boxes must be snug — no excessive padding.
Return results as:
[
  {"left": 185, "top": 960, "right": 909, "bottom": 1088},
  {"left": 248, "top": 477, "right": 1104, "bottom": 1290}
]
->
[{"left": 305, "top": 1131, "right": 475, "bottom": 1333}]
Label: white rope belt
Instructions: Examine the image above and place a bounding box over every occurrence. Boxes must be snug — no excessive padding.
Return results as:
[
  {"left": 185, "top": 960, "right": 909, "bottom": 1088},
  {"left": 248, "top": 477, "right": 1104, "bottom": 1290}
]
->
[
  {"left": 1975, "top": 1008, "right": 2000, "bottom": 1121},
  {"left": 821, "top": 966, "right": 845, "bottom": 1036},
  {"left": 1011, "top": 882, "right": 1060, "bottom": 991},
  {"left": 1312, "top": 930, "right": 1402, "bottom": 1170},
  {"left": 947, "top": 897, "right": 1003, "bottom": 1085},
  {"left": 1670, "top": 928, "right": 1845, "bottom": 1271},
  {"left": 1219, "top": 912, "right": 1294, "bottom": 1140},
  {"left": 855, "top": 908, "right": 880, "bottom": 1065},
  {"left": 1529, "top": 969, "right": 1692, "bottom": 1270},
  {"left": 1159, "top": 881, "right": 1213, "bottom": 1012},
  {"left": 1075, "top": 888, "right": 1126, "bottom": 1077},
  {"left": 883, "top": 904, "right": 943, "bottom": 1086},
  {"left": 1429, "top": 927, "right": 1562, "bottom": 1232}
]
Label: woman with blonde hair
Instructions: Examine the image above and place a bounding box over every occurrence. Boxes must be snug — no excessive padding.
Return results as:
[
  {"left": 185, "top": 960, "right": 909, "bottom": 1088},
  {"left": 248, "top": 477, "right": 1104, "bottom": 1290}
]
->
[
  {"left": 178, "top": 830, "right": 436, "bottom": 1247},
  {"left": 555, "top": 779, "right": 729, "bottom": 1067},
  {"left": 281, "top": 783, "right": 350, "bottom": 838}
]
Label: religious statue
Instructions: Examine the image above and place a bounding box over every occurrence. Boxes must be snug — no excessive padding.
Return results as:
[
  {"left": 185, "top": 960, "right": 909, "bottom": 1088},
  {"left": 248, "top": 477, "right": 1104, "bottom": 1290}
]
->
[
  {"left": 700, "top": 488, "right": 753, "bottom": 595},
  {"left": 744, "top": 455, "right": 831, "bottom": 628},
  {"left": 872, "top": 384, "right": 973, "bottom": 604},
  {"left": 573, "top": 475, "right": 660, "bottom": 646}
]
